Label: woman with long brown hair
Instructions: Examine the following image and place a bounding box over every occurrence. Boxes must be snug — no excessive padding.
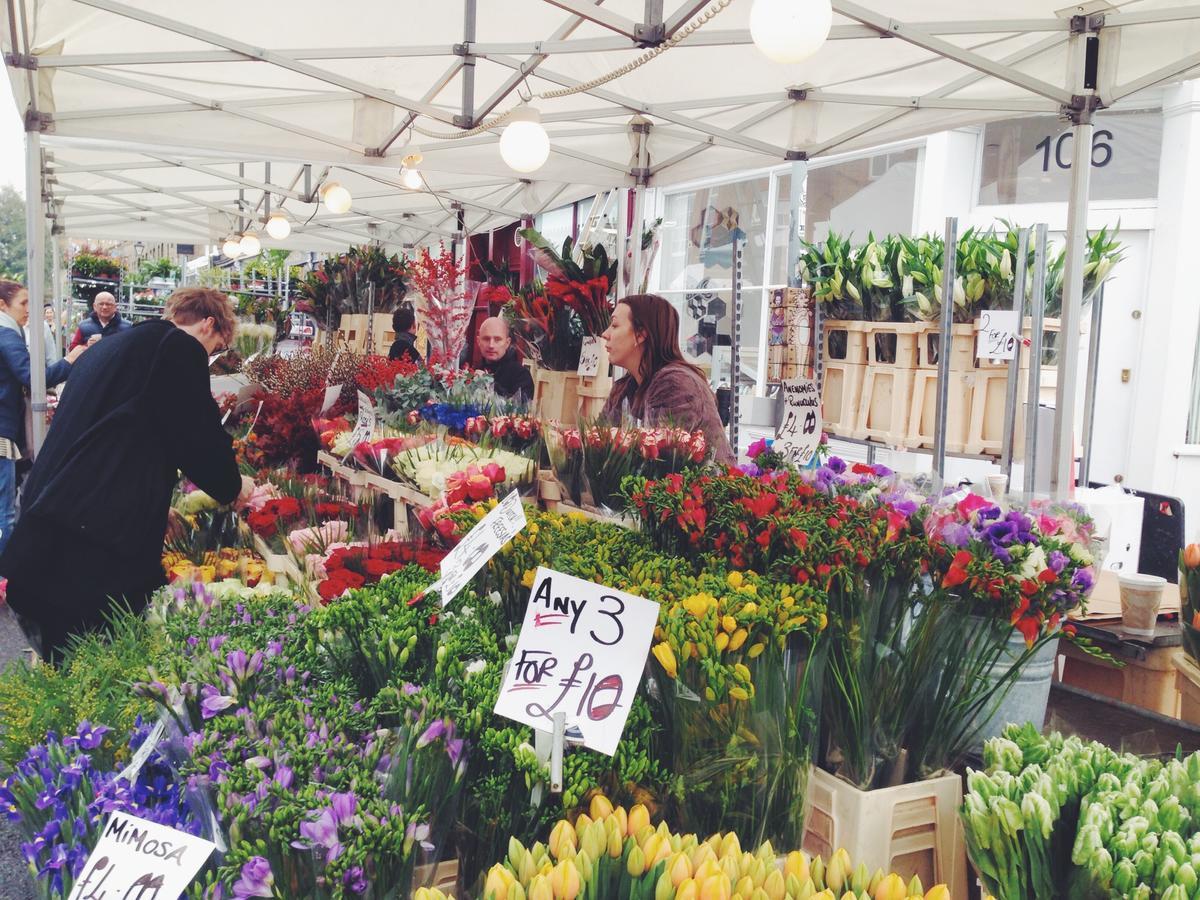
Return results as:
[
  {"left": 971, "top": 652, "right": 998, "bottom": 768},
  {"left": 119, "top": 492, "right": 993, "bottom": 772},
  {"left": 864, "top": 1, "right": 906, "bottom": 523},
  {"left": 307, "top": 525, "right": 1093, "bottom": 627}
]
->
[{"left": 600, "top": 293, "right": 734, "bottom": 463}]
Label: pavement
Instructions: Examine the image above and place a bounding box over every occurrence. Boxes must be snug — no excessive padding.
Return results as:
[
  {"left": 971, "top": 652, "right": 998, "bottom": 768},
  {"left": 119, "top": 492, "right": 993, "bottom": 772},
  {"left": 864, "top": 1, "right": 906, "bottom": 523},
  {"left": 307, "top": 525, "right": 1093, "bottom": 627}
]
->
[{"left": 0, "top": 606, "right": 37, "bottom": 900}]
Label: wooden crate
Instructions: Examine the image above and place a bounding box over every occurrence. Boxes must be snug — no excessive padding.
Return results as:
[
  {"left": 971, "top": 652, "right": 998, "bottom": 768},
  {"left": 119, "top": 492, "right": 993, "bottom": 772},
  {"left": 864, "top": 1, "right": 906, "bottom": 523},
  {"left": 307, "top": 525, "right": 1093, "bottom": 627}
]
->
[
  {"left": 915, "top": 323, "right": 976, "bottom": 372},
  {"left": 1175, "top": 653, "right": 1200, "bottom": 725},
  {"left": 1058, "top": 641, "right": 1181, "bottom": 718},
  {"left": 533, "top": 367, "right": 612, "bottom": 426},
  {"left": 972, "top": 316, "right": 1062, "bottom": 371},
  {"left": 252, "top": 534, "right": 304, "bottom": 588},
  {"left": 857, "top": 365, "right": 915, "bottom": 446},
  {"left": 863, "top": 321, "right": 922, "bottom": 369},
  {"left": 337, "top": 313, "right": 395, "bottom": 356},
  {"left": 821, "top": 319, "right": 870, "bottom": 365},
  {"left": 802, "top": 767, "right": 967, "bottom": 900},
  {"left": 906, "top": 369, "right": 973, "bottom": 453},
  {"left": 963, "top": 368, "right": 1027, "bottom": 457},
  {"left": 822, "top": 362, "right": 865, "bottom": 437}
]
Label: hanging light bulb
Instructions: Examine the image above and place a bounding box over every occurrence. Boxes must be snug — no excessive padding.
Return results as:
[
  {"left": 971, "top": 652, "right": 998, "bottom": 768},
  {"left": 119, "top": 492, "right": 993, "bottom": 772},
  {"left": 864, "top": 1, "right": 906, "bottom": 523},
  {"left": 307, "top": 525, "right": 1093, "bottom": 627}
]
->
[
  {"left": 499, "top": 104, "right": 550, "bottom": 173},
  {"left": 321, "top": 181, "right": 353, "bottom": 214},
  {"left": 750, "top": 0, "right": 832, "bottom": 64},
  {"left": 266, "top": 211, "right": 291, "bottom": 240},
  {"left": 221, "top": 237, "right": 241, "bottom": 258},
  {"left": 239, "top": 230, "right": 261, "bottom": 256},
  {"left": 400, "top": 150, "right": 424, "bottom": 190}
]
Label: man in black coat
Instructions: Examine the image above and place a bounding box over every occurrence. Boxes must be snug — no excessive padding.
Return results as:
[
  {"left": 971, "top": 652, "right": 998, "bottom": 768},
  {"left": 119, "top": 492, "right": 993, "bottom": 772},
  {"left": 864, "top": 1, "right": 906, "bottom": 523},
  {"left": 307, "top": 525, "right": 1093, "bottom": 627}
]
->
[
  {"left": 1, "top": 287, "right": 253, "bottom": 662},
  {"left": 387, "top": 305, "right": 423, "bottom": 366},
  {"left": 476, "top": 317, "right": 534, "bottom": 401}
]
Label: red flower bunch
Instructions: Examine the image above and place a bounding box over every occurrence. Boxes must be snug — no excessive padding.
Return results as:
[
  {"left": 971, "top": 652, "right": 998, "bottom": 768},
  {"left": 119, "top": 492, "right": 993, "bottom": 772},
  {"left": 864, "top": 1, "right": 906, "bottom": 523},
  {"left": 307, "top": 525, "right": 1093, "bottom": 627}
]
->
[
  {"left": 445, "top": 463, "right": 506, "bottom": 504},
  {"left": 246, "top": 497, "right": 304, "bottom": 538},
  {"left": 417, "top": 497, "right": 472, "bottom": 542},
  {"left": 317, "top": 540, "right": 447, "bottom": 602}
]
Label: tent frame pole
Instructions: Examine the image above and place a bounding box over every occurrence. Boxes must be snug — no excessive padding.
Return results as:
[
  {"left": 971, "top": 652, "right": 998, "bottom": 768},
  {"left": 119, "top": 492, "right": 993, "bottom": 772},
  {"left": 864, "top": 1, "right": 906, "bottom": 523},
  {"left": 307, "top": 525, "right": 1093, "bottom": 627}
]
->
[{"left": 27, "top": 127, "right": 47, "bottom": 453}]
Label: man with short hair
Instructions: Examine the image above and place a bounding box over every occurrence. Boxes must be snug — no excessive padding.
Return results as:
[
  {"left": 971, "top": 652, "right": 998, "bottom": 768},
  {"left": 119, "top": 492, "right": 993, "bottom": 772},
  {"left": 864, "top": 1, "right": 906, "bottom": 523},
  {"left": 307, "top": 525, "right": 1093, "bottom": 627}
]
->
[
  {"left": 3, "top": 287, "right": 253, "bottom": 661},
  {"left": 69, "top": 291, "right": 131, "bottom": 349},
  {"left": 387, "top": 305, "right": 423, "bottom": 366},
  {"left": 475, "top": 316, "right": 533, "bottom": 401}
]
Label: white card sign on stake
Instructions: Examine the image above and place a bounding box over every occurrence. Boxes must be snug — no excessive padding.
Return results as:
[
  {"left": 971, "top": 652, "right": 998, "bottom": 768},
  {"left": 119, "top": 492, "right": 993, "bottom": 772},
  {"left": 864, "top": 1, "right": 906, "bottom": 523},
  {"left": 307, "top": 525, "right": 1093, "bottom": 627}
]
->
[
  {"left": 775, "top": 377, "right": 822, "bottom": 467},
  {"left": 577, "top": 337, "right": 602, "bottom": 378},
  {"left": 976, "top": 309, "right": 1021, "bottom": 361},
  {"left": 494, "top": 566, "right": 660, "bottom": 756},
  {"left": 349, "top": 390, "right": 375, "bottom": 445},
  {"left": 67, "top": 811, "right": 216, "bottom": 900},
  {"left": 320, "top": 384, "right": 342, "bottom": 414},
  {"left": 438, "top": 489, "right": 527, "bottom": 606}
]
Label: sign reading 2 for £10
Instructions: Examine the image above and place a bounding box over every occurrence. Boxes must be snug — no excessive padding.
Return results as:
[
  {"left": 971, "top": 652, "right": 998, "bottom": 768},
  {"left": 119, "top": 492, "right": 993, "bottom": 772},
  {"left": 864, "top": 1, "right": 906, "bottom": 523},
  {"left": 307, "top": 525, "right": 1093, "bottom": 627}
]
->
[{"left": 493, "top": 567, "right": 660, "bottom": 756}]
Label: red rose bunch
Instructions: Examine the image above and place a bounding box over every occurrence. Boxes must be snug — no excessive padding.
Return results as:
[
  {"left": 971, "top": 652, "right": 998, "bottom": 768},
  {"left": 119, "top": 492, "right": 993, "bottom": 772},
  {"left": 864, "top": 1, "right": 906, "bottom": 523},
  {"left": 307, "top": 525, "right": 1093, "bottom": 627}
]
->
[
  {"left": 445, "top": 462, "right": 506, "bottom": 505},
  {"left": 317, "top": 540, "right": 448, "bottom": 602}
]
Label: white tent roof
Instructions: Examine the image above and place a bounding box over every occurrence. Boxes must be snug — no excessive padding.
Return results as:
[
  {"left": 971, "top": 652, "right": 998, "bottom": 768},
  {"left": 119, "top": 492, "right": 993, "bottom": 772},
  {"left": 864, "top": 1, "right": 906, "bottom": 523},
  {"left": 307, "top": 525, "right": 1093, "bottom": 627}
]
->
[{"left": 5, "top": 0, "right": 1200, "bottom": 247}]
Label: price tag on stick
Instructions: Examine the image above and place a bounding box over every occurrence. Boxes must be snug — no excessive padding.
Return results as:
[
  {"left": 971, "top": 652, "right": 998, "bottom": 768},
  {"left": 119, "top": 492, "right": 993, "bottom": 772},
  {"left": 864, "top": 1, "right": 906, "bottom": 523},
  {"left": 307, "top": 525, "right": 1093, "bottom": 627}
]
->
[
  {"left": 775, "top": 377, "right": 822, "bottom": 467},
  {"left": 494, "top": 567, "right": 660, "bottom": 756},
  {"left": 320, "top": 384, "right": 342, "bottom": 414},
  {"left": 438, "top": 490, "right": 527, "bottom": 606},
  {"left": 976, "top": 310, "right": 1021, "bottom": 361},
  {"left": 577, "top": 337, "right": 602, "bottom": 378},
  {"left": 67, "top": 812, "right": 216, "bottom": 900},
  {"left": 349, "top": 390, "right": 375, "bottom": 444}
]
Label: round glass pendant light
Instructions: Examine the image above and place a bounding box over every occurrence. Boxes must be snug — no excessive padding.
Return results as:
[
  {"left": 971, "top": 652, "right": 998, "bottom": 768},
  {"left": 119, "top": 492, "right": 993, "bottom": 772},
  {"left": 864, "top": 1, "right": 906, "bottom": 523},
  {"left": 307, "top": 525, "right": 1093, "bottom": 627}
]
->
[
  {"left": 499, "top": 105, "right": 550, "bottom": 173},
  {"left": 239, "top": 231, "right": 261, "bottom": 256},
  {"left": 266, "top": 212, "right": 291, "bottom": 240},
  {"left": 400, "top": 151, "right": 424, "bottom": 190},
  {"left": 221, "top": 237, "right": 241, "bottom": 258},
  {"left": 750, "top": 0, "right": 832, "bottom": 64},
  {"left": 321, "top": 181, "right": 353, "bottom": 214}
]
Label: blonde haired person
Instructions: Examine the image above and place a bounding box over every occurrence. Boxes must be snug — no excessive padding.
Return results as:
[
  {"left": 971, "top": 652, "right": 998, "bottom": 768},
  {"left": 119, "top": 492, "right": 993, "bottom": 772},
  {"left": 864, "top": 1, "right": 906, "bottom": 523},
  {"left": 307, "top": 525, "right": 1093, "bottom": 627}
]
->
[{"left": 2, "top": 287, "right": 254, "bottom": 662}]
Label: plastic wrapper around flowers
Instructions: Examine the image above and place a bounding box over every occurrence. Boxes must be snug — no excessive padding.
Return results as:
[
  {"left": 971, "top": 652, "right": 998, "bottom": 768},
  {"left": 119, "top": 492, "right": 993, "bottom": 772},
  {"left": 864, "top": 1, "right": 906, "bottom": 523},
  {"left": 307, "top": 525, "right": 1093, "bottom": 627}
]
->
[{"left": 1179, "top": 543, "right": 1200, "bottom": 663}]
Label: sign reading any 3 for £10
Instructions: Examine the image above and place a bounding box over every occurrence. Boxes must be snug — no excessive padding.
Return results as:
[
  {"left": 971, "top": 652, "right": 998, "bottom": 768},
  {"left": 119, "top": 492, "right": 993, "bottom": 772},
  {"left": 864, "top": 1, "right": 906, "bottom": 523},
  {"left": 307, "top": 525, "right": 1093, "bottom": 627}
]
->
[{"left": 493, "top": 567, "right": 660, "bottom": 756}]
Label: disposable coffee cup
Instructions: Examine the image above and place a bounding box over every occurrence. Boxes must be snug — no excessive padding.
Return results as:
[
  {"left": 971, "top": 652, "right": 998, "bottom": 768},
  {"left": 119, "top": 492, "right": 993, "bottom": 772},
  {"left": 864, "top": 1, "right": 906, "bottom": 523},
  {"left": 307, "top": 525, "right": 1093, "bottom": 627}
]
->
[
  {"left": 986, "top": 474, "right": 1008, "bottom": 500},
  {"left": 1119, "top": 572, "right": 1167, "bottom": 637}
]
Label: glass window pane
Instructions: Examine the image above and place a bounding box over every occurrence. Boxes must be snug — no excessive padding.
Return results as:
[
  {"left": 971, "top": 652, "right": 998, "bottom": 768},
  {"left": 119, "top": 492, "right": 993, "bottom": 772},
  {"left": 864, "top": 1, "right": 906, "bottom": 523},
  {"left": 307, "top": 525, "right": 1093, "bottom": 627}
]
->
[
  {"left": 978, "top": 109, "right": 1162, "bottom": 205},
  {"left": 534, "top": 205, "right": 574, "bottom": 255},
  {"left": 805, "top": 148, "right": 920, "bottom": 242}
]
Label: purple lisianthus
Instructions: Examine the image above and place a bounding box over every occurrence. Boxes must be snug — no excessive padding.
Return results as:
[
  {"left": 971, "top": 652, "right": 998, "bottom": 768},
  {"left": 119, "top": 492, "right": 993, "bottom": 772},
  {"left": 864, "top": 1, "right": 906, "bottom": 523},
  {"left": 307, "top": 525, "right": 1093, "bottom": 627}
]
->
[{"left": 232, "top": 856, "right": 274, "bottom": 899}]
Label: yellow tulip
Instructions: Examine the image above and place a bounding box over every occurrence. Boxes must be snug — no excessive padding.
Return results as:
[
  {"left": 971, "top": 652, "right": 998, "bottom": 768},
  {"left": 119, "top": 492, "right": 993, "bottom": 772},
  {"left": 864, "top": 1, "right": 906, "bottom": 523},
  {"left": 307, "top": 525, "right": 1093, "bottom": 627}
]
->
[
  {"left": 645, "top": 833, "right": 673, "bottom": 870},
  {"left": 589, "top": 794, "right": 614, "bottom": 820},
  {"left": 825, "top": 853, "right": 847, "bottom": 893},
  {"left": 762, "top": 868, "right": 786, "bottom": 900},
  {"left": 669, "top": 852, "right": 694, "bottom": 887},
  {"left": 784, "top": 851, "right": 809, "bottom": 883},
  {"left": 794, "top": 880, "right": 816, "bottom": 900},
  {"left": 873, "top": 873, "right": 906, "bottom": 900},
  {"left": 518, "top": 848, "right": 539, "bottom": 883},
  {"left": 923, "top": 887, "right": 950, "bottom": 900},
  {"left": 718, "top": 832, "right": 741, "bottom": 859},
  {"left": 728, "top": 629, "right": 749, "bottom": 651},
  {"left": 575, "top": 813, "right": 592, "bottom": 833},
  {"left": 485, "top": 865, "right": 515, "bottom": 900},
  {"left": 548, "top": 820, "right": 577, "bottom": 860},
  {"left": 840, "top": 893, "right": 858, "bottom": 900},
  {"left": 695, "top": 857, "right": 722, "bottom": 883},
  {"left": 548, "top": 860, "right": 580, "bottom": 900},
  {"left": 656, "top": 872, "right": 676, "bottom": 900},
  {"left": 867, "top": 870, "right": 885, "bottom": 895},
  {"left": 851, "top": 863, "right": 870, "bottom": 894},
  {"left": 573, "top": 849, "right": 593, "bottom": 885},
  {"left": 907, "top": 875, "right": 923, "bottom": 897},
  {"left": 627, "top": 846, "right": 646, "bottom": 878},
  {"left": 610, "top": 806, "right": 628, "bottom": 838},
  {"left": 734, "top": 875, "right": 755, "bottom": 897},
  {"left": 676, "top": 879, "right": 699, "bottom": 900},
  {"left": 719, "top": 855, "right": 740, "bottom": 885},
  {"left": 507, "top": 837, "right": 526, "bottom": 870},
  {"left": 527, "top": 874, "right": 552, "bottom": 900},
  {"left": 652, "top": 642, "right": 678, "bottom": 678},
  {"left": 699, "top": 873, "right": 732, "bottom": 900},
  {"left": 692, "top": 843, "right": 717, "bottom": 871},
  {"left": 606, "top": 823, "right": 624, "bottom": 859}
]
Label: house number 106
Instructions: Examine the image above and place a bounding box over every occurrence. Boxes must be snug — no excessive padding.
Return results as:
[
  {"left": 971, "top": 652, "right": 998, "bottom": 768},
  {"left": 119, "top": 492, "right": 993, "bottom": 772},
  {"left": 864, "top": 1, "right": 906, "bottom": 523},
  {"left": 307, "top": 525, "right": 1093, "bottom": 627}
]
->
[{"left": 1035, "top": 129, "right": 1114, "bottom": 172}]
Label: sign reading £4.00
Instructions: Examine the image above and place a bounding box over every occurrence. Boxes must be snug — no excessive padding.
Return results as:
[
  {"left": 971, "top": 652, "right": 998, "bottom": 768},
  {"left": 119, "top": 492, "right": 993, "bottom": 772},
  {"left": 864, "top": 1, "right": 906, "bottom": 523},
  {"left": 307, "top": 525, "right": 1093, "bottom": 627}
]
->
[
  {"left": 494, "top": 567, "right": 660, "bottom": 756},
  {"left": 775, "top": 377, "right": 822, "bottom": 466}
]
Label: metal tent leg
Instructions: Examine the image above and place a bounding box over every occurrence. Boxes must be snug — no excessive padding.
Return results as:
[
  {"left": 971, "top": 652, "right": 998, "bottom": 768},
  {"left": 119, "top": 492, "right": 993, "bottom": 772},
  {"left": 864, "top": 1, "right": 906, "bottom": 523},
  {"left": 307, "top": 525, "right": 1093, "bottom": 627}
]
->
[{"left": 26, "top": 128, "right": 47, "bottom": 453}]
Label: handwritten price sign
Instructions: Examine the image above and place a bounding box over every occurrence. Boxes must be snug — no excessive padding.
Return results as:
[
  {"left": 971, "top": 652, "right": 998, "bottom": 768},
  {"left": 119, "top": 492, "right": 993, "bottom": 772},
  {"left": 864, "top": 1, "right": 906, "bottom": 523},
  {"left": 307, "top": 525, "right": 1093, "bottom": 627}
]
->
[
  {"left": 775, "top": 377, "right": 822, "bottom": 466},
  {"left": 494, "top": 567, "right": 660, "bottom": 756},
  {"left": 577, "top": 337, "right": 602, "bottom": 378},
  {"left": 439, "top": 490, "right": 526, "bottom": 606},
  {"left": 68, "top": 812, "right": 215, "bottom": 900},
  {"left": 976, "top": 310, "right": 1021, "bottom": 361}
]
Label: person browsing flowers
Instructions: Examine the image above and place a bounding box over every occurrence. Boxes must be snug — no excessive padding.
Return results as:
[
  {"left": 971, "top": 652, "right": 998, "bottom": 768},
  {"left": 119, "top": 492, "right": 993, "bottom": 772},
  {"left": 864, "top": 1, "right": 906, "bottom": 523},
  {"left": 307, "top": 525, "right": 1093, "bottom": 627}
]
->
[{"left": 601, "top": 293, "right": 734, "bottom": 464}]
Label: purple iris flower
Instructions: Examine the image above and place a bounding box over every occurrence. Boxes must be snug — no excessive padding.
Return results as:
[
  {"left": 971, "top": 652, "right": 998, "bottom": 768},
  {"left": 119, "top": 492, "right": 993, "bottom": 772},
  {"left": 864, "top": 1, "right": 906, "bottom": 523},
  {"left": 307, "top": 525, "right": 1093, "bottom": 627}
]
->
[
  {"left": 232, "top": 856, "right": 274, "bottom": 899},
  {"left": 73, "top": 721, "right": 110, "bottom": 751}
]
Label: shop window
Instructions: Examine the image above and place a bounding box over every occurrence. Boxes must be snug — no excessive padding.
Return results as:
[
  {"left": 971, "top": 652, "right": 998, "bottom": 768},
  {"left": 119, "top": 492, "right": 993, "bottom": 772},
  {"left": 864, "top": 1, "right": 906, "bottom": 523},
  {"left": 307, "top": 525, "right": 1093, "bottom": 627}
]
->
[{"left": 804, "top": 148, "right": 919, "bottom": 242}]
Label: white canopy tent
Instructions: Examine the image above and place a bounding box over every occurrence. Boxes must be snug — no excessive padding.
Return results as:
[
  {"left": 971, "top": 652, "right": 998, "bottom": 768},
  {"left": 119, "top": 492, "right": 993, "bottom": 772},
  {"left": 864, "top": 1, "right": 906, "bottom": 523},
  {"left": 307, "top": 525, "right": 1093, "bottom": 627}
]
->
[{"left": 6, "top": 0, "right": 1200, "bottom": 492}]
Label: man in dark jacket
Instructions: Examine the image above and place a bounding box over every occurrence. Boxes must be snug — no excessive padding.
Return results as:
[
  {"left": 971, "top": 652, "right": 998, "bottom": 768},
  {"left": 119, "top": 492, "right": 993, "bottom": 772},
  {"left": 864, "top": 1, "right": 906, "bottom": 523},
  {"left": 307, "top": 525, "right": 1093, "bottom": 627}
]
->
[
  {"left": 388, "top": 305, "right": 423, "bottom": 366},
  {"left": 476, "top": 317, "right": 533, "bottom": 401},
  {"left": 69, "top": 291, "right": 131, "bottom": 349},
  {"left": 2, "top": 287, "right": 253, "bottom": 661}
]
